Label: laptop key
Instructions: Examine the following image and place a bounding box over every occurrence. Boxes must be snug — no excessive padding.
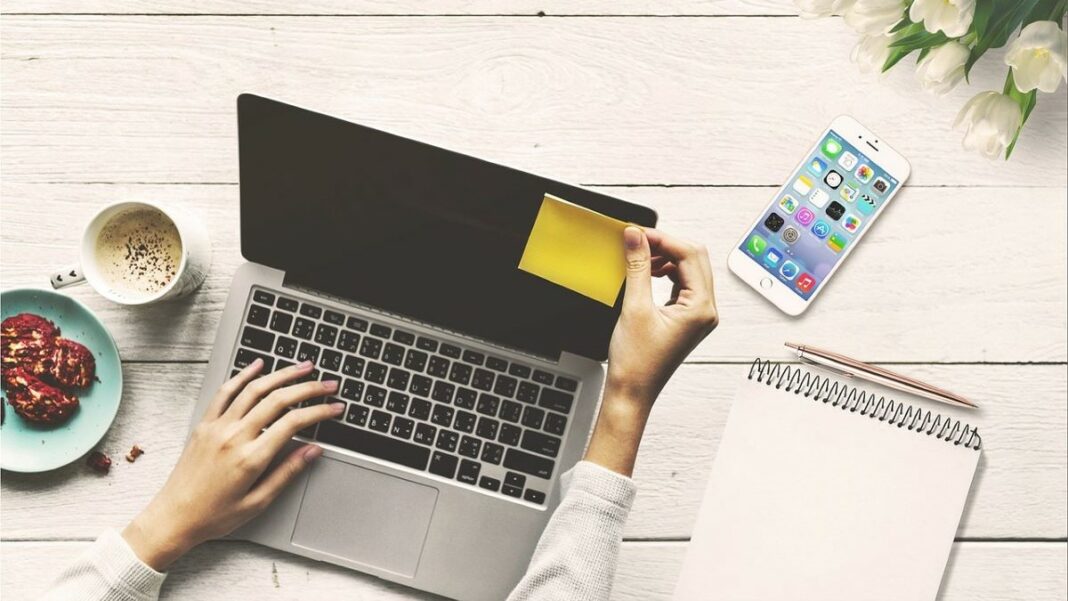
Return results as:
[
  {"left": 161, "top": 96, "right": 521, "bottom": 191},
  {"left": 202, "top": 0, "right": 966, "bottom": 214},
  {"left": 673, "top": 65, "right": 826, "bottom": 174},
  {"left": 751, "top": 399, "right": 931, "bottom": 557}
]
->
[
  {"left": 342, "top": 355, "right": 365, "bottom": 378},
  {"left": 368, "top": 410, "right": 391, "bottom": 433},
  {"left": 276, "top": 359, "right": 295, "bottom": 372},
  {"left": 454, "top": 388, "right": 477, "bottom": 409},
  {"left": 297, "top": 343, "right": 320, "bottom": 365},
  {"left": 247, "top": 304, "right": 270, "bottom": 327},
  {"left": 235, "top": 348, "right": 273, "bottom": 372},
  {"left": 429, "top": 451, "right": 458, "bottom": 479},
  {"left": 486, "top": 356, "right": 508, "bottom": 372},
  {"left": 319, "top": 349, "right": 342, "bottom": 372},
  {"left": 556, "top": 376, "right": 578, "bottom": 392},
  {"left": 440, "top": 343, "right": 461, "bottom": 359},
  {"left": 481, "top": 442, "right": 504, "bottom": 465},
  {"left": 370, "top": 323, "right": 391, "bottom": 338},
  {"left": 499, "top": 400, "right": 522, "bottom": 423},
  {"left": 299, "top": 303, "right": 322, "bottom": 319},
  {"left": 323, "top": 310, "right": 345, "bottom": 326},
  {"left": 431, "top": 381, "right": 455, "bottom": 404},
  {"left": 454, "top": 411, "right": 477, "bottom": 433},
  {"left": 431, "top": 405, "right": 454, "bottom": 427},
  {"left": 386, "top": 391, "right": 410, "bottom": 414},
  {"left": 276, "top": 296, "right": 299, "bottom": 312},
  {"left": 522, "top": 406, "right": 545, "bottom": 429},
  {"left": 462, "top": 350, "right": 484, "bottom": 366},
  {"left": 498, "top": 423, "right": 521, "bottom": 446},
  {"left": 493, "top": 375, "right": 517, "bottom": 398},
  {"left": 476, "top": 394, "right": 500, "bottom": 417},
  {"left": 292, "top": 318, "right": 316, "bottom": 340},
  {"left": 524, "top": 489, "right": 546, "bottom": 505},
  {"left": 346, "top": 404, "right": 369, "bottom": 427},
  {"left": 416, "top": 336, "right": 438, "bottom": 352},
  {"left": 476, "top": 417, "right": 500, "bottom": 440},
  {"left": 427, "top": 356, "right": 450, "bottom": 378},
  {"left": 479, "top": 476, "right": 501, "bottom": 492},
  {"left": 505, "top": 472, "right": 526, "bottom": 488},
  {"left": 408, "top": 397, "right": 432, "bottom": 421},
  {"left": 504, "top": 449, "right": 554, "bottom": 479},
  {"left": 387, "top": 367, "right": 411, "bottom": 391},
  {"left": 347, "top": 316, "right": 368, "bottom": 332},
  {"left": 404, "top": 349, "right": 428, "bottom": 372},
  {"left": 459, "top": 436, "right": 482, "bottom": 459},
  {"left": 338, "top": 330, "right": 361, "bottom": 352},
  {"left": 409, "top": 374, "right": 432, "bottom": 397},
  {"left": 413, "top": 423, "right": 436, "bottom": 446},
  {"left": 269, "top": 311, "right": 293, "bottom": 334},
  {"left": 382, "top": 343, "right": 405, "bottom": 366},
  {"left": 539, "top": 388, "right": 574, "bottom": 414},
  {"left": 241, "top": 326, "right": 274, "bottom": 352},
  {"left": 297, "top": 424, "right": 319, "bottom": 440},
  {"left": 253, "top": 290, "right": 275, "bottom": 305},
  {"left": 472, "top": 368, "right": 495, "bottom": 391},
  {"left": 521, "top": 430, "right": 561, "bottom": 458},
  {"left": 435, "top": 430, "right": 459, "bottom": 452},
  {"left": 533, "top": 370, "right": 555, "bottom": 385},
  {"left": 316, "top": 420, "right": 429, "bottom": 471},
  {"left": 457, "top": 459, "right": 481, "bottom": 485},
  {"left": 274, "top": 336, "right": 297, "bottom": 359},
  {"left": 341, "top": 379, "right": 364, "bottom": 402},
  {"left": 544, "top": 412, "right": 568, "bottom": 436},
  {"left": 314, "top": 324, "right": 338, "bottom": 347},
  {"left": 365, "top": 362, "right": 387, "bottom": 384},
  {"left": 449, "top": 363, "right": 472, "bottom": 385},
  {"left": 363, "top": 385, "right": 387, "bottom": 407},
  {"left": 502, "top": 484, "right": 522, "bottom": 498},
  {"left": 391, "top": 417, "right": 414, "bottom": 440},
  {"left": 393, "top": 330, "right": 416, "bottom": 345},
  {"left": 509, "top": 364, "right": 532, "bottom": 379},
  {"left": 516, "top": 382, "right": 539, "bottom": 404},
  {"left": 359, "top": 337, "right": 382, "bottom": 359}
]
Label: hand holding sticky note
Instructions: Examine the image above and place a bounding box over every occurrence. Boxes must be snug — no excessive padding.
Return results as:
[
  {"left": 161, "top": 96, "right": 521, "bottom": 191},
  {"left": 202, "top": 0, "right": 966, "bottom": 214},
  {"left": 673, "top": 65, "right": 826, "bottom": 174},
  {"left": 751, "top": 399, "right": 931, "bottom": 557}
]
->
[{"left": 518, "top": 194, "right": 630, "bottom": 306}]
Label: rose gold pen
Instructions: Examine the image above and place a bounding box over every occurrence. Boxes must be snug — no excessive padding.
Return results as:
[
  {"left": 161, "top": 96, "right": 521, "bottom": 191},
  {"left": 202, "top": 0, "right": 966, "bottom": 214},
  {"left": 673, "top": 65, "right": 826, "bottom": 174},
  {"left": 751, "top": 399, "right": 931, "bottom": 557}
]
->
[{"left": 785, "top": 342, "right": 978, "bottom": 409}]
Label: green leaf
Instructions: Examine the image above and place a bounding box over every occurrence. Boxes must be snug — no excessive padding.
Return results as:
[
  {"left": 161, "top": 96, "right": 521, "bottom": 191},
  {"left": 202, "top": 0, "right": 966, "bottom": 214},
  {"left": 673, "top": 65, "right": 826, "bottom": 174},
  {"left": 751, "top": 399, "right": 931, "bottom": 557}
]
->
[
  {"left": 966, "top": 0, "right": 1042, "bottom": 77},
  {"left": 882, "top": 47, "right": 913, "bottom": 72},
  {"left": 916, "top": 46, "right": 932, "bottom": 63},
  {"left": 1023, "top": 0, "right": 1067, "bottom": 24},
  {"left": 971, "top": 0, "right": 995, "bottom": 41},
  {"left": 889, "top": 17, "right": 914, "bottom": 34},
  {"left": 890, "top": 30, "right": 949, "bottom": 51},
  {"left": 1004, "top": 70, "right": 1039, "bottom": 159}
]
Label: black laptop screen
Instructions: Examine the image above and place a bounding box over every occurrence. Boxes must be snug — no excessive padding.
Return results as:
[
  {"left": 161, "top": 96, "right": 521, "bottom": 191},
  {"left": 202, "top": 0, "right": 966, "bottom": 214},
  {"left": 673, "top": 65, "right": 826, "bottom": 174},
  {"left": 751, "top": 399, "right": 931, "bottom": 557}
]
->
[{"left": 237, "top": 95, "right": 657, "bottom": 361}]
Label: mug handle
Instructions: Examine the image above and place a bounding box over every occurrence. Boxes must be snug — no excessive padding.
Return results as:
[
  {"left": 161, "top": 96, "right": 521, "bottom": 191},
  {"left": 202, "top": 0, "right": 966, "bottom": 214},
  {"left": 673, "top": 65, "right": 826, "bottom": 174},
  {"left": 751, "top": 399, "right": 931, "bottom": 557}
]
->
[{"left": 51, "top": 264, "right": 86, "bottom": 289}]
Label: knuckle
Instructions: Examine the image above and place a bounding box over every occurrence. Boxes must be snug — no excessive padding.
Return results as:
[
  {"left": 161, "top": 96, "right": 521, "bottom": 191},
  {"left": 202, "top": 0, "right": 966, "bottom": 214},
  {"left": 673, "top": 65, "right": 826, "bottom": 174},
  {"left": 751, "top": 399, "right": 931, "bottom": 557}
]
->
[{"left": 626, "top": 258, "right": 648, "bottom": 272}]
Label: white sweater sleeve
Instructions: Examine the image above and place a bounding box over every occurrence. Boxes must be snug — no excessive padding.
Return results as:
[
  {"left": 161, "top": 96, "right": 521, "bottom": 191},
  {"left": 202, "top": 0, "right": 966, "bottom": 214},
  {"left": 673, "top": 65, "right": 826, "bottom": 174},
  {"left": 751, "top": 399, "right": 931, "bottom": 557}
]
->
[
  {"left": 507, "top": 460, "right": 638, "bottom": 601},
  {"left": 41, "top": 529, "right": 166, "bottom": 601}
]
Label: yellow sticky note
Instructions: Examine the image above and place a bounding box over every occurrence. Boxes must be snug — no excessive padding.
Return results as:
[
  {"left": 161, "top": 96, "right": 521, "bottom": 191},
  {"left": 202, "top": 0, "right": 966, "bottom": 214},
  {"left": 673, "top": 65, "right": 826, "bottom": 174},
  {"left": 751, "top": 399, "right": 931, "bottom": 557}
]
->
[{"left": 518, "top": 193, "right": 628, "bottom": 306}]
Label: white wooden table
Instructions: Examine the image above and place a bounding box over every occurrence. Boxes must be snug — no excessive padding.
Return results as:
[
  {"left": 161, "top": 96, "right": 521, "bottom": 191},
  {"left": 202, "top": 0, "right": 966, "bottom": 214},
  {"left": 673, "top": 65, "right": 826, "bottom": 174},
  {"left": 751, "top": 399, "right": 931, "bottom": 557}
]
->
[{"left": 2, "top": 2, "right": 1066, "bottom": 599}]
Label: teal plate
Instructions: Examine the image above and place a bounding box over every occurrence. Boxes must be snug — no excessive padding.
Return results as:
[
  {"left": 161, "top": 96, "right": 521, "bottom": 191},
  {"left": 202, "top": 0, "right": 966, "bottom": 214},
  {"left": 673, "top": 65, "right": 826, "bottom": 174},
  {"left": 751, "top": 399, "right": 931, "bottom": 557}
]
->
[{"left": 1, "top": 288, "right": 123, "bottom": 472}]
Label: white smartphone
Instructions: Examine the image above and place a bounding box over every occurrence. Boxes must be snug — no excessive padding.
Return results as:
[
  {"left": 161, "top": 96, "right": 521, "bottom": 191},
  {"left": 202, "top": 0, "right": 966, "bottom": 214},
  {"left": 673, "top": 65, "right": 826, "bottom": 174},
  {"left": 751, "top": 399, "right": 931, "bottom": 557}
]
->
[{"left": 728, "top": 116, "right": 911, "bottom": 316}]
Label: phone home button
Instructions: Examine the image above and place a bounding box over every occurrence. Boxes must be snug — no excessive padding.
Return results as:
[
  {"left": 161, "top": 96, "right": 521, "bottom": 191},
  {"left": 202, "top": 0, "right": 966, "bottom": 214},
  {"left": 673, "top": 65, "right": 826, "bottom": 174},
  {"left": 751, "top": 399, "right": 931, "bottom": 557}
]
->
[{"left": 760, "top": 278, "right": 773, "bottom": 289}]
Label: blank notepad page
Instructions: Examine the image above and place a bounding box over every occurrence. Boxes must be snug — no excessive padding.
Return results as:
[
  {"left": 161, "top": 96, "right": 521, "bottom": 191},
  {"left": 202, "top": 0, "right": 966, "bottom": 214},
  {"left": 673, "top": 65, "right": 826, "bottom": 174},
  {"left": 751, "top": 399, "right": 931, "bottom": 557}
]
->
[{"left": 674, "top": 375, "right": 980, "bottom": 601}]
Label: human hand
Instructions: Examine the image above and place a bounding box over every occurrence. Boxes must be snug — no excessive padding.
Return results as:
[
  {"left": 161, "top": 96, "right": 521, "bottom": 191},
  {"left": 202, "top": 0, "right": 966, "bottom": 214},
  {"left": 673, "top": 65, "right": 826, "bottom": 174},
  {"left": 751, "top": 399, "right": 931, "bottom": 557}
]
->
[
  {"left": 121, "top": 360, "right": 342, "bottom": 570},
  {"left": 585, "top": 227, "right": 718, "bottom": 475}
]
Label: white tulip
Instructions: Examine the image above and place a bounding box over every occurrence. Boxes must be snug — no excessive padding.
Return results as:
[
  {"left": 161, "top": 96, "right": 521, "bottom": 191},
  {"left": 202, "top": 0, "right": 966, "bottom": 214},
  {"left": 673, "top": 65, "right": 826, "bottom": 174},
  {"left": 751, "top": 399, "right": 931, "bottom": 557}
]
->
[
  {"left": 916, "top": 41, "right": 970, "bottom": 95},
  {"left": 843, "top": 0, "right": 907, "bottom": 36},
  {"left": 909, "top": 0, "right": 975, "bottom": 38},
  {"left": 796, "top": 0, "right": 856, "bottom": 18},
  {"left": 1005, "top": 21, "right": 1068, "bottom": 93},
  {"left": 852, "top": 34, "right": 895, "bottom": 74},
  {"left": 954, "top": 91, "right": 1023, "bottom": 159}
]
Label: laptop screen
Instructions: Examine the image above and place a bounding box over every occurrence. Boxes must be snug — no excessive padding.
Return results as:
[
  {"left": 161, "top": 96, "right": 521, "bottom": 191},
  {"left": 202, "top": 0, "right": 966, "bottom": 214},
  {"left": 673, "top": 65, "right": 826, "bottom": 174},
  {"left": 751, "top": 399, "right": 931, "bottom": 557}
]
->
[{"left": 237, "top": 95, "right": 657, "bottom": 361}]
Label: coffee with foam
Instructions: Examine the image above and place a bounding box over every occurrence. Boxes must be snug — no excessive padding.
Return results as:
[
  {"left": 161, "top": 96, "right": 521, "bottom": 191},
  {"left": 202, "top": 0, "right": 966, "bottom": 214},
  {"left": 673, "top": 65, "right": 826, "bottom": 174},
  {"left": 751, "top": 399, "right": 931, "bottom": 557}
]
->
[{"left": 94, "top": 208, "right": 183, "bottom": 300}]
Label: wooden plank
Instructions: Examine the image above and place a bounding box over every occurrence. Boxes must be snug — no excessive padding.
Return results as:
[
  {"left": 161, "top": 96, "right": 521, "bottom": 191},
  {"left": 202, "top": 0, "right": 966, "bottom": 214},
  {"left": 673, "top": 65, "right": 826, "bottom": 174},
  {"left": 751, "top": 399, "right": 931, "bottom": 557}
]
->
[
  {"left": 1, "top": 0, "right": 796, "bottom": 16},
  {"left": 1, "top": 540, "right": 1064, "bottom": 600},
  {"left": 1, "top": 363, "right": 1064, "bottom": 541},
  {"left": 2, "top": 183, "right": 1064, "bottom": 363},
  {"left": 2, "top": 16, "right": 1065, "bottom": 187}
]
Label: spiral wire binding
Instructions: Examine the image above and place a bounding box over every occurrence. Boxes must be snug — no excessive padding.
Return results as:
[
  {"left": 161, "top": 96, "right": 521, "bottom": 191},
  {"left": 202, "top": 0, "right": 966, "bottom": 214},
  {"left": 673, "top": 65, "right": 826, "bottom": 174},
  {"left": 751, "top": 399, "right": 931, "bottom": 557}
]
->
[{"left": 748, "top": 359, "right": 982, "bottom": 450}]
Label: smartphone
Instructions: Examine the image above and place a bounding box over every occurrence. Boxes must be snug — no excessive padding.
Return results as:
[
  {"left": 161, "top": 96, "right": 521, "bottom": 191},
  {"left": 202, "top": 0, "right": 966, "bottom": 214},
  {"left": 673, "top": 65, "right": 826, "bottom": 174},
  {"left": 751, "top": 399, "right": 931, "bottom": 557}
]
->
[{"left": 728, "top": 116, "right": 910, "bottom": 316}]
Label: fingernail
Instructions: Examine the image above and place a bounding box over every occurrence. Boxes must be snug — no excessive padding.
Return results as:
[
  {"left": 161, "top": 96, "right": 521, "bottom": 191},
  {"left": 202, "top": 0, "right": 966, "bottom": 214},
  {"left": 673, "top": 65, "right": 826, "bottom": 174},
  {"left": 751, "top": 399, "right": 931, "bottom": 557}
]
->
[
  {"left": 330, "top": 402, "right": 345, "bottom": 414},
  {"left": 322, "top": 379, "right": 339, "bottom": 392},
  {"left": 624, "top": 226, "right": 643, "bottom": 250},
  {"left": 249, "top": 358, "right": 263, "bottom": 369},
  {"left": 303, "top": 445, "right": 323, "bottom": 462},
  {"left": 298, "top": 360, "right": 313, "bottom": 369}
]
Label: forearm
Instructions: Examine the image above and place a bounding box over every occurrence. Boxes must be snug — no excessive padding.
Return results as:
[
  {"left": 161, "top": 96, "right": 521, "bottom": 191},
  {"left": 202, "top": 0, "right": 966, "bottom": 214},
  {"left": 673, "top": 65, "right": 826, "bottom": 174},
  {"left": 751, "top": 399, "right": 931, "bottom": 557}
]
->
[
  {"left": 41, "top": 530, "right": 167, "bottom": 601},
  {"left": 583, "top": 383, "right": 652, "bottom": 477}
]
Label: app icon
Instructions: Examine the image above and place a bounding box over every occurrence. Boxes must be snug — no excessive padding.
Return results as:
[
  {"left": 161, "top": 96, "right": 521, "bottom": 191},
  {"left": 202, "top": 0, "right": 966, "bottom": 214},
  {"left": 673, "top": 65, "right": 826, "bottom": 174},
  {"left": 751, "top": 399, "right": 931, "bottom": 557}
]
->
[
  {"left": 764, "top": 212, "right": 785, "bottom": 232},
  {"left": 796, "top": 273, "right": 816, "bottom": 293},
  {"left": 809, "top": 188, "right": 830, "bottom": 208},
  {"left": 838, "top": 151, "right": 858, "bottom": 170},
  {"left": 780, "top": 260, "right": 799, "bottom": 280},
  {"left": 808, "top": 157, "right": 827, "bottom": 175},
  {"left": 825, "top": 200, "right": 846, "bottom": 221},
  {"left": 824, "top": 170, "right": 843, "bottom": 189},
  {"left": 857, "top": 193, "right": 878, "bottom": 215},
  {"left": 746, "top": 234, "right": 767, "bottom": 255},
  {"left": 795, "top": 207, "right": 815, "bottom": 226},
  {"left": 840, "top": 181, "right": 859, "bottom": 202},
  {"left": 811, "top": 220, "right": 831, "bottom": 239},
  {"left": 779, "top": 195, "right": 799, "bottom": 214},
  {"left": 792, "top": 175, "right": 813, "bottom": 195},
  {"left": 855, "top": 164, "right": 874, "bottom": 183},
  {"left": 821, "top": 138, "right": 843, "bottom": 158},
  {"left": 872, "top": 177, "right": 890, "bottom": 194},
  {"left": 843, "top": 214, "right": 861, "bottom": 233},
  {"left": 764, "top": 247, "right": 783, "bottom": 268},
  {"left": 781, "top": 226, "right": 801, "bottom": 245},
  {"left": 828, "top": 233, "right": 847, "bottom": 253}
]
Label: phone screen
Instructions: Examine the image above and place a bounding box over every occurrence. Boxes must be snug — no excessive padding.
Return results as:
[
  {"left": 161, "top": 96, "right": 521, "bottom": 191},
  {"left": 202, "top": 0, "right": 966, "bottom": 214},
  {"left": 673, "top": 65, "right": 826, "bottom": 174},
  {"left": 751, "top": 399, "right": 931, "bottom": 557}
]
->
[{"left": 738, "top": 130, "right": 900, "bottom": 299}]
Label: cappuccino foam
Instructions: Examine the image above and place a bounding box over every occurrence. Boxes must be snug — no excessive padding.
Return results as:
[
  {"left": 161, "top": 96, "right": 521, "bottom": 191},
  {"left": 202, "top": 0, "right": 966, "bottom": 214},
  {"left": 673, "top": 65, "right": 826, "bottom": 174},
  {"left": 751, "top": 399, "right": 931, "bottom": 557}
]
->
[{"left": 95, "top": 208, "right": 182, "bottom": 299}]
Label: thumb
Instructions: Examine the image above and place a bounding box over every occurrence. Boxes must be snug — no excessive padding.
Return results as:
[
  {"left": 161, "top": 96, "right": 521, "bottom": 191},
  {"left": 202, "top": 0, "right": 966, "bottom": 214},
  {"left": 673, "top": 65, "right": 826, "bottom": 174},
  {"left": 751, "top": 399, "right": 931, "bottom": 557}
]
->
[
  {"left": 622, "top": 226, "right": 652, "bottom": 311},
  {"left": 245, "top": 444, "right": 322, "bottom": 511}
]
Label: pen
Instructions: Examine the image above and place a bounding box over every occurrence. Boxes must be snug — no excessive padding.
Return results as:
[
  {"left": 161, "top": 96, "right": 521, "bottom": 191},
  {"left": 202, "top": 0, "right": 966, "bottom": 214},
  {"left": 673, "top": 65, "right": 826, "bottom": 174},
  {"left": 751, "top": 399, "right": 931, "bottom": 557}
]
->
[{"left": 785, "top": 342, "right": 978, "bottom": 409}]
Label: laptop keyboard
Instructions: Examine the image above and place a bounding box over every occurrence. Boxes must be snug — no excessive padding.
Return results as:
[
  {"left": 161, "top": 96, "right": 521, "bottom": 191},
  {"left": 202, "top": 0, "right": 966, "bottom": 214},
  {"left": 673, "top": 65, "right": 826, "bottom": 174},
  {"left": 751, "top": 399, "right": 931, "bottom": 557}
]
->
[{"left": 230, "top": 287, "right": 581, "bottom": 506}]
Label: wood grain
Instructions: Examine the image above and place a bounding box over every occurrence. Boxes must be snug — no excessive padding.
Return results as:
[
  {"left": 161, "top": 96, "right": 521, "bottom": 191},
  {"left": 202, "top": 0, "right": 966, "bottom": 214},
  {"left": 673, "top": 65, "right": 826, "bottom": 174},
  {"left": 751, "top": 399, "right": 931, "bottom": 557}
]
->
[
  {"left": 2, "top": 540, "right": 1065, "bottom": 600},
  {"left": 2, "top": 16, "right": 1065, "bottom": 187},
  {"left": 2, "top": 183, "right": 1064, "bottom": 363},
  {"left": 1, "top": 363, "right": 1064, "bottom": 541}
]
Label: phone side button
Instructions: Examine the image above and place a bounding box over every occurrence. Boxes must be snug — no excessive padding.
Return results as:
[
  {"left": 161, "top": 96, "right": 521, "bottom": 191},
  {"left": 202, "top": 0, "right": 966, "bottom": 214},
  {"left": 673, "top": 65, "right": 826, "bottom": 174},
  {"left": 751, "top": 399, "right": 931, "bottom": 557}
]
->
[{"left": 760, "top": 278, "right": 773, "bottom": 289}]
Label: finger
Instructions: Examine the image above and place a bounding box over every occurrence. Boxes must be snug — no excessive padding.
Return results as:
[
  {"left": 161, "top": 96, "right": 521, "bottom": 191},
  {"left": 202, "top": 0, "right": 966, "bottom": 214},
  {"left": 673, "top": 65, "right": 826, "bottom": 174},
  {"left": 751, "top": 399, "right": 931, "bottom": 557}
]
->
[
  {"left": 244, "top": 378, "right": 339, "bottom": 433},
  {"left": 225, "top": 360, "right": 314, "bottom": 420},
  {"left": 644, "top": 229, "right": 713, "bottom": 301},
  {"left": 622, "top": 226, "right": 653, "bottom": 312},
  {"left": 243, "top": 444, "right": 324, "bottom": 514},
  {"left": 258, "top": 402, "right": 345, "bottom": 452},
  {"left": 205, "top": 359, "right": 264, "bottom": 419}
]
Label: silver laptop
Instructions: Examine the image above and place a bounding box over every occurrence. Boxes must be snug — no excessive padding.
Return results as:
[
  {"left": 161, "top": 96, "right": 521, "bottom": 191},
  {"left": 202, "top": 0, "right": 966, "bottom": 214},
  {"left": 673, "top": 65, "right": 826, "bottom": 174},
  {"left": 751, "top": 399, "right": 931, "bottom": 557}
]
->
[{"left": 190, "top": 94, "right": 657, "bottom": 601}]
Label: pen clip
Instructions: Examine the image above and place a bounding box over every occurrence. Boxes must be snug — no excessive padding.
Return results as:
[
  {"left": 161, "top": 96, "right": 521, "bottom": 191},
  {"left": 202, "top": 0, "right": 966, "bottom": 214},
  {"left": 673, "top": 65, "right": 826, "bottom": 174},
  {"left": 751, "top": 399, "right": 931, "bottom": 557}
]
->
[{"left": 798, "top": 354, "right": 854, "bottom": 379}]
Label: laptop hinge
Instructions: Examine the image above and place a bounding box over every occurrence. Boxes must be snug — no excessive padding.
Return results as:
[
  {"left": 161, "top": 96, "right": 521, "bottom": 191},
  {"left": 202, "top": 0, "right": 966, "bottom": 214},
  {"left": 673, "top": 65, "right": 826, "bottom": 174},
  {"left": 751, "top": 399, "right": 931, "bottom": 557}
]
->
[{"left": 283, "top": 279, "right": 562, "bottom": 365}]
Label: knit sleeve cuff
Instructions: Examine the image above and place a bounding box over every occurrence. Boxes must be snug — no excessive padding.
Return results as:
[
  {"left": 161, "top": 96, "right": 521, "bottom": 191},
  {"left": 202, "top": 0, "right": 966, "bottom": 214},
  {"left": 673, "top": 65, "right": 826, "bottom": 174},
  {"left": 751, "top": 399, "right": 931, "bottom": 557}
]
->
[
  {"left": 561, "top": 460, "right": 638, "bottom": 510},
  {"left": 90, "top": 529, "right": 168, "bottom": 599}
]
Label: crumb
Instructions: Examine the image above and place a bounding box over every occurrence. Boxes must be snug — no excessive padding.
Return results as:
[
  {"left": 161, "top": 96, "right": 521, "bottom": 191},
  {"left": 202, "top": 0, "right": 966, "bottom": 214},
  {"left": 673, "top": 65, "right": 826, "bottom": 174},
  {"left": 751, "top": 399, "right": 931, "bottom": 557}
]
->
[
  {"left": 87, "top": 450, "right": 112, "bottom": 474},
  {"left": 125, "top": 444, "right": 145, "bottom": 463}
]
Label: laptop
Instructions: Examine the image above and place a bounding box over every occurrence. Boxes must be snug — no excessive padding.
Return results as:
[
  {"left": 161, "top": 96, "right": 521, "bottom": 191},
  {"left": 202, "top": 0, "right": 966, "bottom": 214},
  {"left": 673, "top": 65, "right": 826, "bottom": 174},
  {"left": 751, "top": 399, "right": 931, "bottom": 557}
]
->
[{"left": 190, "top": 94, "right": 658, "bottom": 601}]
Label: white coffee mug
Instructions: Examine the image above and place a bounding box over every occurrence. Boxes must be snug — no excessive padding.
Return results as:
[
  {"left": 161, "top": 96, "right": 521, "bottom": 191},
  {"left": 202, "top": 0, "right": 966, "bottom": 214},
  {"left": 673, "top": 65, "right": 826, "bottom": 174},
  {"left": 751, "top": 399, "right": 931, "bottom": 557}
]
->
[{"left": 50, "top": 201, "right": 211, "bottom": 305}]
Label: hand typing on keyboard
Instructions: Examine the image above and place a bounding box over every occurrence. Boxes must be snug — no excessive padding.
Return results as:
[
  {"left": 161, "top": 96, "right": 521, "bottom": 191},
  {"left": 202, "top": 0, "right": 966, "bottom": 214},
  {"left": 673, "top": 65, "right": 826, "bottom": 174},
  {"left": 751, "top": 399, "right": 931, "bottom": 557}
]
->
[
  {"left": 120, "top": 359, "right": 341, "bottom": 571},
  {"left": 585, "top": 227, "right": 720, "bottom": 477}
]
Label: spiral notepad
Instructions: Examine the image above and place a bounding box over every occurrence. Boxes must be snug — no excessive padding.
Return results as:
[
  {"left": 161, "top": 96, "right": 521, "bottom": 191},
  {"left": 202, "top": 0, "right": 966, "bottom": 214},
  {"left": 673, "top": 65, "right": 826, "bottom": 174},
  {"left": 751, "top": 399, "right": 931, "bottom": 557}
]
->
[{"left": 673, "top": 359, "right": 981, "bottom": 601}]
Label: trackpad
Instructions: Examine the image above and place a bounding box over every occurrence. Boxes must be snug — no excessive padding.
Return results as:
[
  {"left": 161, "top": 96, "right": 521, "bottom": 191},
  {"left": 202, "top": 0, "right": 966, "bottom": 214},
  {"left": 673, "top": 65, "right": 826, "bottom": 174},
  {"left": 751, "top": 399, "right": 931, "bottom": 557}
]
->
[{"left": 291, "top": 458, "right": 438, "bottom": 577}]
